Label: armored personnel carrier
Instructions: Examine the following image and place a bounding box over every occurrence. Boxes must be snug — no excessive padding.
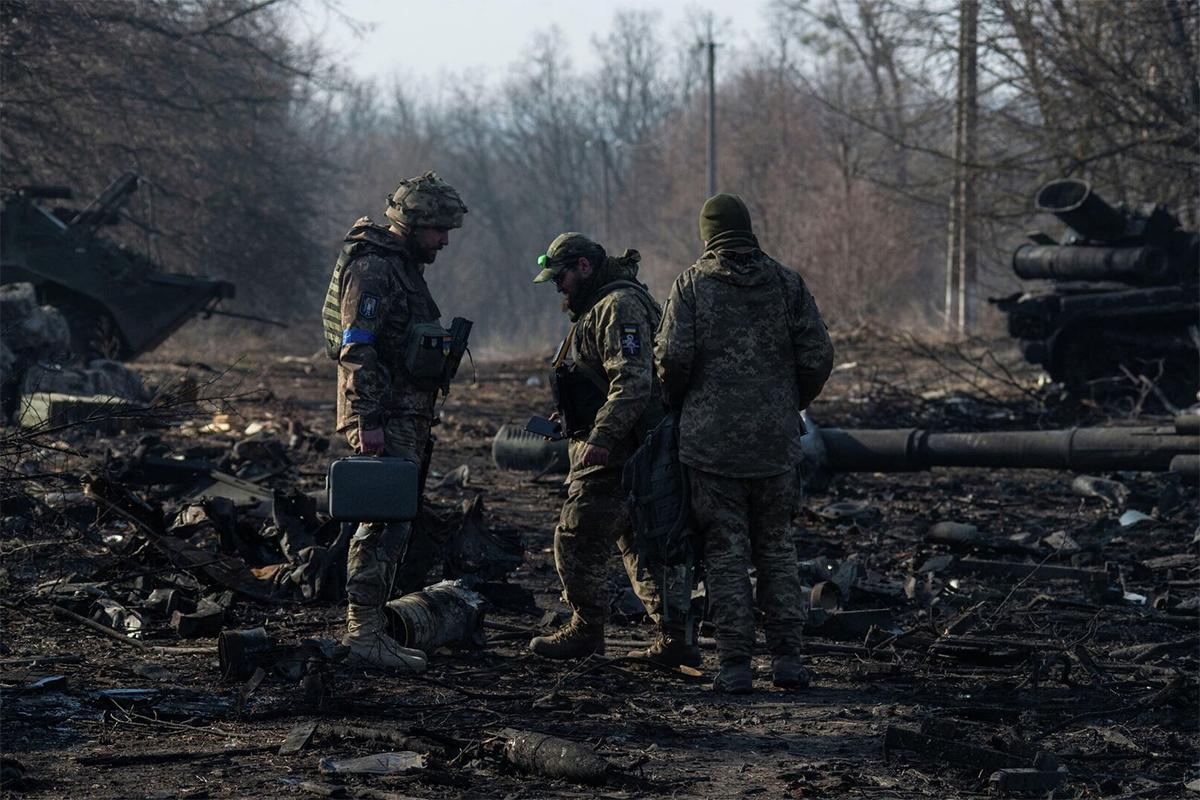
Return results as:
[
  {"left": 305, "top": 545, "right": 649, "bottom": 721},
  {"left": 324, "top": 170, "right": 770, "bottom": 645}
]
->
[
  {"left": 992, "top": 179, "right": 1198, "bottom": 406},
  {"left": 0, "top": 172, "right": 235, "bottom": 360}
]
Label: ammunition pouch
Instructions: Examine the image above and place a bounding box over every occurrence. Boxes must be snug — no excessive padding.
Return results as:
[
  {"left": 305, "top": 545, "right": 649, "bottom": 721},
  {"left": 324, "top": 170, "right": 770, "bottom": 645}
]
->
[{"left": 405, "top": 321, "right": 452, "bottom": 382}]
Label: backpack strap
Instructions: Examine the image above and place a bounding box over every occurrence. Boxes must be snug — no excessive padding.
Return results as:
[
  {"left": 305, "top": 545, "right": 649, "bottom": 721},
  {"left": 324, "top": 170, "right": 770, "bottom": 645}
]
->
[
  {"left": 551, "top": 324, "right": 607, "bottom": 392},
  {"left": 551, "top": 326, "right": 575, "bottom": 368}
]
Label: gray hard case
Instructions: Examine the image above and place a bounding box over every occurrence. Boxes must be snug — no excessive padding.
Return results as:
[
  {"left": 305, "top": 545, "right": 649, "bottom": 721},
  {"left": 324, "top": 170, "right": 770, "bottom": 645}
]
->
[{"left": 326, "top": 456, "right": 419, "bottom": 522}]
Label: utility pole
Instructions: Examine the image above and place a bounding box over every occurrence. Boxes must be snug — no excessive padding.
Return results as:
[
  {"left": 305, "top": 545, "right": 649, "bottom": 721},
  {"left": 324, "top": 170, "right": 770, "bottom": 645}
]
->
[
  {"left": 957, "top": 0, "right": 978, "bottom": 334},
  {"left": 702, "top": 20, "right": 717, "bottom": 197},
  {"left": 946, "top": 0, "right": 978, "bottom": 335},
  {"left": 944, "top": 195, "right": 959, "bottom": 332}
]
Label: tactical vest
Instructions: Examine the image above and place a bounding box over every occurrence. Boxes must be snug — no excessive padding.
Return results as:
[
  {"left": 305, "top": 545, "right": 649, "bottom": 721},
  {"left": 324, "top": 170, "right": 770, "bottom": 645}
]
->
[
  {"left": 323, "top": 238, "right": 388, "bottom": 360},
  {"left": 550, "top": 280, "right": 666, "bottom": 440},
  {"left": 325, "top": 227, "right": 471, "bottom": 412}
]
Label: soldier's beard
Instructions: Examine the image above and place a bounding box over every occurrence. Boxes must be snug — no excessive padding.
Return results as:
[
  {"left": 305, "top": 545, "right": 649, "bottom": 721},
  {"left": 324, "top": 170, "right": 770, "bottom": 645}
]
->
[
  {"left": 414, "top": 244, "right": 441, "bottom": 264},
  {"left": 562, "top": 280, "right": 597, "bottom": 320}
]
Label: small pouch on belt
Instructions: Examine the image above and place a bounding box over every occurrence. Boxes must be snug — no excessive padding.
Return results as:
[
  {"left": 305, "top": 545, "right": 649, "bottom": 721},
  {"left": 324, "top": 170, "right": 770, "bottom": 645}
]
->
[{"left": 405, "top": 321, "right": 452, "bottom": 380}]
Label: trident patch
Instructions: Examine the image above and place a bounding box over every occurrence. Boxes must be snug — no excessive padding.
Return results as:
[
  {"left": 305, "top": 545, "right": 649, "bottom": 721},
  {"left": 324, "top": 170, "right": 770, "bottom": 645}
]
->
[{"left": 357, "top": 293, "right": 380, "bottom": 319}]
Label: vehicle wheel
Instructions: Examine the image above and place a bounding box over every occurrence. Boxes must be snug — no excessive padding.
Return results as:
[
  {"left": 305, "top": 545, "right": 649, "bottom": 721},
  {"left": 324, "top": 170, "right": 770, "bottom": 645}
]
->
[
  {"left": 88, "top": 310, "right": 124, "bottom": 361},
  {"left": 53, "top": 294, "right": 126, "bottom": 361},
  {"left": 491, "top": 424, "right": 569, "bottom": 473}
]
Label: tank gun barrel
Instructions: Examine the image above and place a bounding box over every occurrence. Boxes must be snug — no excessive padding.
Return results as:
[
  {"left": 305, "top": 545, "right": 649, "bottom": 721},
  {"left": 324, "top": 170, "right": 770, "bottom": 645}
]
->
[
  {"left": 495, "top": 415, "right": 1200, "bottom": 481},
  {"left": 801, "top": 414, "right": 1198, "bottom": 478},
  {"left": 1011, "top": 244, "right": 1171, "bottom": 284}
]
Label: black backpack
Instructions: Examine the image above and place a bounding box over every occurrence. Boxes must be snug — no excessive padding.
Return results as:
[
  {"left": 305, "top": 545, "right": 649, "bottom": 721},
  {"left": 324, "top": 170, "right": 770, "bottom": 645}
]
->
[{"left": 622, "top": 414, "right": 694, "bottom": 569}]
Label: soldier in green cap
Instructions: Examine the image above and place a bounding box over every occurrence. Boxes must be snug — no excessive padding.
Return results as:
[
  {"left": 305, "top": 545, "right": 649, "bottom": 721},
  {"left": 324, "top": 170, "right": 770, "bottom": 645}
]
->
[
  {"left": 321, "top": 171, "right": 468, "bottom": 672},
  {"left": 529, "top": 233, "right": 699, "bottom": 666},
  {"left": 655, "top": 193, "right": 834, "bottom": 693}
]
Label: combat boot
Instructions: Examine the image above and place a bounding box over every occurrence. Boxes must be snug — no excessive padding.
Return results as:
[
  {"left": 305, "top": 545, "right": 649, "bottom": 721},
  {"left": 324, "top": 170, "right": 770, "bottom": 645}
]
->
[
  {"left": 627, "top": 628, "right": 702, "bottom": 668},
  {"left": 343, "top": 603, "right": 427, "bottom": 673},
  {"left": 712, "top": 661, "right": 753, "bottom": 694},
  {"left": 529, "top": 616, "right": 605, "bottom": 660},
  {"left": 771, "top": 655, "right": 811, "bottom": 689}
]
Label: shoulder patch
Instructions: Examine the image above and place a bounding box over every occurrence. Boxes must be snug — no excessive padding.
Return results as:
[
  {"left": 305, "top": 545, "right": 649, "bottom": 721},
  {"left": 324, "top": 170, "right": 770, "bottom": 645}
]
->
[
  {"left": 619, "top": 324, "right": 641, "bottom": 356},
  {"left": 357, "top": 293, "right": 380, "bottom": 319}
]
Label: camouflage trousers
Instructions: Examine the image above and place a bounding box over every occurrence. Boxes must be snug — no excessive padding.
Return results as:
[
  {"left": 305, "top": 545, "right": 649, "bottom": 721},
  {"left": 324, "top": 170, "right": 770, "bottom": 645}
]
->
[
  {"left": 689, "top": 467, "right": 804, "bottom": 664},
  {"left": 343, "top": 415, "right": 431, "bottom": 608},
  {"left": 554, "top": 473, "right": 691, "bottom": 629}
]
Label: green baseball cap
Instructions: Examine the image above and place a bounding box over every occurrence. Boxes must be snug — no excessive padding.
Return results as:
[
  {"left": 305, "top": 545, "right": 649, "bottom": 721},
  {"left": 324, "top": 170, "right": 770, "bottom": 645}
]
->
[{"left": 532, "top": 232, "right": 603, "bottom": 283}]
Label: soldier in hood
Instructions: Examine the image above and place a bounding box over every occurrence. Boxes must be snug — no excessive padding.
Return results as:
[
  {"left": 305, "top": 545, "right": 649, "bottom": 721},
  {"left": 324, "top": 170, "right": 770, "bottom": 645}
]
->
[{"left": 656, "top": 194, "right": 834, "bottom": 693}]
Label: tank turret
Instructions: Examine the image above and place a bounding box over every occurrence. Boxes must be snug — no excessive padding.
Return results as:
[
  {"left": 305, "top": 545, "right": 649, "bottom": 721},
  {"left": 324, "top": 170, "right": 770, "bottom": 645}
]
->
[{"left": 991, "top": 179, "right": 1199, "bottom": 405}]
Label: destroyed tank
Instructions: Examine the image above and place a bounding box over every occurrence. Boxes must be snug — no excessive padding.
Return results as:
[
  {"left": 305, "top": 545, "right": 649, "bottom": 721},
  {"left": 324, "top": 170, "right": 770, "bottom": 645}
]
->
[
  {"left": 991, "top": 179, "right": 1199, "bottom": 405},
  {"left": 0, "top": 172, "right": 235, "bottom": 360}
]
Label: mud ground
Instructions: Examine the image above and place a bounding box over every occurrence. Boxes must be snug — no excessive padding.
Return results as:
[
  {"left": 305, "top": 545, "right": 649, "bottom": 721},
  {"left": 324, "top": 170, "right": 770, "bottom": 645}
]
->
[{"left": 2, "top": 330, "right": 1196, "bottom": 799}]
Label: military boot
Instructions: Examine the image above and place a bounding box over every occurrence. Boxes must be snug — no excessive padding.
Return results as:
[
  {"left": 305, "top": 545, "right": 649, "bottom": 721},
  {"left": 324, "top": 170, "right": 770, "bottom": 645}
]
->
[
  {"left": 712, "top": 661, "right": 753, "bottom": 694},
  {"left": 627, "top": 627, "right": 702, "bottom": 668},
  {"left": 343, "top": 603, "right": 427, "bottom": 673},
  {"left": 771, "top": 655, "right": 811, "bottom": 689},
  {"left": 529, "top": 616, "right": 605, "bottom": 660}
]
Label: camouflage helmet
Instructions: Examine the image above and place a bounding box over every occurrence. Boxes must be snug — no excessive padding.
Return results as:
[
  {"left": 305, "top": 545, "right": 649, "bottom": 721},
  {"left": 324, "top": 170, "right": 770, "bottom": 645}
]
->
[{"left": 384, "top": 171, "right": 468, "bottom": 230}]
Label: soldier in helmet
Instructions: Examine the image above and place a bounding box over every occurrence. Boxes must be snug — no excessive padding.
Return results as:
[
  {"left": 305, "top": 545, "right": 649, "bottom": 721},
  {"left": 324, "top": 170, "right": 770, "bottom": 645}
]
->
[
  {"left": 656, "top": 194, "right": 834, "bottom": 693},
  {"left": 529, "top": 233, "right": 699, "bottom": 667},
  {"left": 321, "top": 171, "right": 468, "bottom": 671}
]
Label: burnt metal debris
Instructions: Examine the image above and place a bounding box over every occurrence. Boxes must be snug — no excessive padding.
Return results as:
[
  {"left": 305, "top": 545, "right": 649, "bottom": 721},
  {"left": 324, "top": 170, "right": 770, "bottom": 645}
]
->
[
  {"left": 499, "top": 728, "right": 612, "bottom": 785},
  {"left": 1, "top": 347, "right": 1196, "bottom": 798},
  {"left": 0, "top": 174, "right": 237, "bottom": 361},
  {"left": 385, "top": 579, "right": 486, "bottom": 652},
  {"left": 0, "top": 282, "right": 153, "bottom": 425},
  {"left": 991, "top": 178, "right": 1199, "bottom": 404}
]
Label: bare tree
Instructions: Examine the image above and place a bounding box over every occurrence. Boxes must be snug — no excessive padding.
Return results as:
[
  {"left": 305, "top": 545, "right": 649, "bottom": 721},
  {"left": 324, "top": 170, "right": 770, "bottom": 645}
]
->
[{"left": 1, "top": 0, "right": 341, "bottom": 324}]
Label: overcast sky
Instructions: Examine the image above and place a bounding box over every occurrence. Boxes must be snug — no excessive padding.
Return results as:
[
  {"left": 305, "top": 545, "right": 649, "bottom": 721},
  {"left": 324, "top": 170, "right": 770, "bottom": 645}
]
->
[{"left": 295, "top": 0, "right": 768, "bottom": 85}]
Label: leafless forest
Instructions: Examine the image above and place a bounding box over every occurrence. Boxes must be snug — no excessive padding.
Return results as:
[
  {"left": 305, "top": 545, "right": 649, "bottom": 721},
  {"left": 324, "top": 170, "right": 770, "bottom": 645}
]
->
[
  {"left": 3, "top": 0, "right": 1196, "bottom": 351},
  {"left": 2, "top": 3, "right": 1199, "bottom": 799}
]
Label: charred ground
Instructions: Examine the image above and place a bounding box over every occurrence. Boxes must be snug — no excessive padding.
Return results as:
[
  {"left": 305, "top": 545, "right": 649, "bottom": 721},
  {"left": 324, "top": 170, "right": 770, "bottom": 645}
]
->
[{"left": 1, "top": 331, "right": 1196, "bottom": 799}]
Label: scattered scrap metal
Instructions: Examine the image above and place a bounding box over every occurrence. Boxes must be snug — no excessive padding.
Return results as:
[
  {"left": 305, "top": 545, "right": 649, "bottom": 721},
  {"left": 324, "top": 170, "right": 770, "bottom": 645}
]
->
[{"left": 0, "top": 345, "right": 1196, "bottom": 798}]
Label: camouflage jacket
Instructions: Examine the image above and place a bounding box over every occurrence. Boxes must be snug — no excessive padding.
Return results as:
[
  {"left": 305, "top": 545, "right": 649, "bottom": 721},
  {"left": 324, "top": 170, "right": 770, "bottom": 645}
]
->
[
  {"left": 563, "top": 278, "right": 661, "bottom": 482},
  {"left": 655, "top": 247, "right": 834, "bottom": 478},
  {"left": 335, "top": 219, "right": 442, "bottom": 432}
]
